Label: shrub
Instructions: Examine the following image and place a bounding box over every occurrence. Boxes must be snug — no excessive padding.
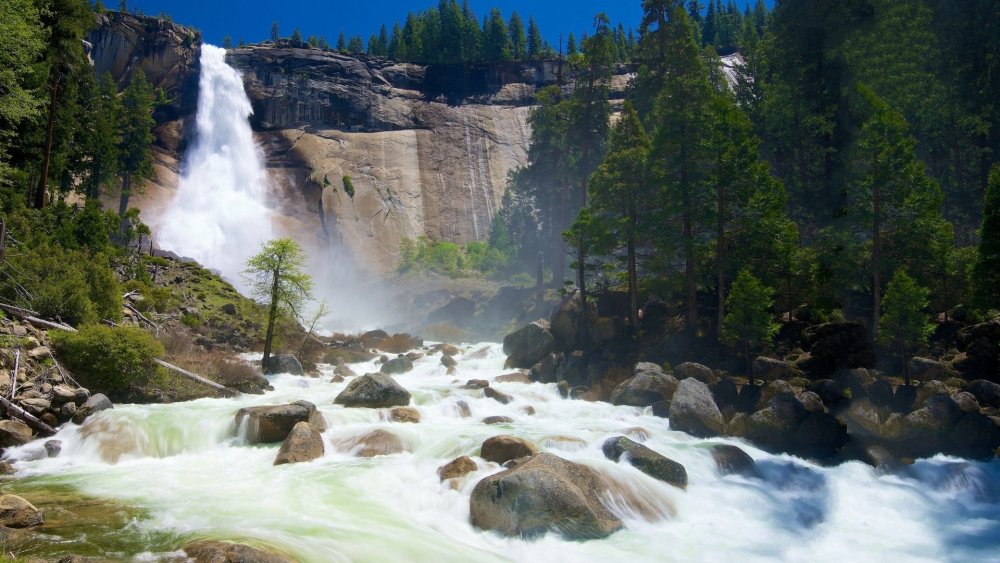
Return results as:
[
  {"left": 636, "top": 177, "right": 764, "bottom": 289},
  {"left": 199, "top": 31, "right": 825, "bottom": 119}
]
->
[
  {"left": 342, "top": 175, "right": 356, "bottom": 198},
  {"left": 52, "top": 325, "right": 166, "bottom": 396}
]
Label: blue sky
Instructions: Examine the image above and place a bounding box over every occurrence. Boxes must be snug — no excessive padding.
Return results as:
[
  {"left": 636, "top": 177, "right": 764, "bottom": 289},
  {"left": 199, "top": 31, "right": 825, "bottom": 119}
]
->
[{"left": 123, "top": 1, "right": 650, "bottom": 49}]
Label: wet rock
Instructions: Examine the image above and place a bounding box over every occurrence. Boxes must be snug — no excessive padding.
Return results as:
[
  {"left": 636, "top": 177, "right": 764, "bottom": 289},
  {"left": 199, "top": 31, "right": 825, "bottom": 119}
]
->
[
  {"left": 470, "top": 453, "right": 623, "bottom": 539},
  {"left": 868, "top": 379, "right": 894, "bottom": 407},
  {"left": 711, "top": 444, "right": 756, "bottom": 476},
  {"left": 797, "top": 391, "right": 827, "bottom": 413},
  {"left": 496, "top": 371, "right": 532, "bottom": 384},
  {"left": 480, "top": 434, "right": 539, "bottom": 464},
  {"left": 334, "top": 364, "right": 358, "bottom": 378},
  {"left": 624, "top": 427, "right": 651, "bottom": 441},
  {"left": 521, "top": 406, "right": 536, "bottom": 416},
  {"left": 334, "top": 373, "right": 411, "bottom": 408},
  {"left": 0, "top": 494, "right": 43, "bottom": 528},
  {"left": 339, "top": 429, "right": 407, "bottom": 457},
  {"left": 389, "top": 406, "right": 421, "bottom": 423},
  {"left": 890, "top": 384, "right": 918, "bottom": 413},
  {"left": 651, "top": 400, "right": 671, "bottom": 418},
  {"left": 668, "top": 378, "right": 724, "bottom": 438},
  {"left": 405, "top": 352, "right": 424, "bottom": 363},
  {"left": 0, "top": 420, "right": 32, "bottom": 447},
  {"left": 439, "top": 344, "right": 461, "bottom": 356},
  {"left": 235, "top": 401, "right": 320, "bottom": 444},
  {"left": 438, "top": 455, "right": 477, "bottom": 480},
  {"left": 798, "top": 321, "right": 875, "bottom": 377},
  {"left": 753, "top": 357, "right": 803, "bottom": 382},
  {"left": 484, "top": 387, "right": 513, "bottom": 405},
  {"left": 274, "top": 422, "right": 324, "bottom": 465},
  {"left": 673, "top": 362, "right": 717, "bottom": 385},
  {"left": 482, "top": 416, "right": 513, "bottom": 425},
  {"left": 503, "top": 320, "right": 555, "bottom": 369},
  {"left": 461, "top": 379, "right": 489, "bottom": 389},
  {"left": 441, "top": 355, "right": 457, "bottom": 369},
  {"left": 862, "top": 445, "right": 910, "bottom": 474},
  {"left": 84, "top": 393, "right": 114, "bottom": 412},
  {"left": 791, "top": 412, "right": 848, "bottom": 458},
  {"left": 380, "top": 355, "right": 414, "bottom": 375},
  {"left": 455, "top": 400, "right": 471, "bottom": 418},
  {"left": 44, "top": 439, "right": 62, "bottom": 458},
  {"left": 711, "top": 378, "right": 739, "bottom": 410},
  {"left": 556, "top": 380, "right": 570, "bottom": 398},
  {"left": 0, "top": 461, "right": 14, "bottom": 475},
  {"left": 953, "top": 392, "right": 981, "bottom": 413},
  {"left": 530, "top": 353, "right": 561, "bottom": 383},
  {"left": 183, "top": 539, "right": 295, "bottom": 563},
  {"left": 610, "top": 362, "right": 678, "bottom": 407},
  {"left": 602, "top": 436, "right": 687, "bottom": 489},
  {"left": 263, "top": 354, "right": 304, "bottom": 376}
]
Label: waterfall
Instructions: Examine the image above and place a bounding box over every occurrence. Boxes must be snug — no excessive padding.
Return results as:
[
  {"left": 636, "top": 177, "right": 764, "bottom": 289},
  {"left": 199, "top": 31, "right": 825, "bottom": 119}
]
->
[{"left": 157, "top": 45, "right": 272, "bottom": 289}]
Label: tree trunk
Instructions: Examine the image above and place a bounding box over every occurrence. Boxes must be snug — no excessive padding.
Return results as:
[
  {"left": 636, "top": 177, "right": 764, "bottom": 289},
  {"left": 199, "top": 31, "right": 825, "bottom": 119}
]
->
[
  {"left": 535, "top": 251, "right": 544, "bottom": 311},
  {"left": 261, "top": 263, "right": 282, "bottom": 369},
  {"left": 118, "top": 173, "right": 133, "bottom": 241},
  {"left": 35, "top": 74, "right": 61, "bottom": 209},
  {"left": 716, "top": 176, "right": 726, "bottom": 339},
  {"left": 745, "top": 342, "right": 754, "bottom": 386},
  {"left": 627, "top": 230, "right": 639, "bottom": 334},
  {"left": 872, "top": 150, "right": 881, "bottom": 341}
]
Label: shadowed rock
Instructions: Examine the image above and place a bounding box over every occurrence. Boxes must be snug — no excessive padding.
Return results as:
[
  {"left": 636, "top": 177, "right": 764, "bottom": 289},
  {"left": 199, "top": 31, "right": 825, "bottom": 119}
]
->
[{"left": 602, "top": 436, "right": 687, "bottom": 489}]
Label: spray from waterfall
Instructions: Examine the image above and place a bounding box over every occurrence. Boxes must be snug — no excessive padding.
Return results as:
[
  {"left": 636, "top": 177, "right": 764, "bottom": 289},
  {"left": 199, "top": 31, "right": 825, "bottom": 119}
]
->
[{"left": 158, "top": 45, "right": 272, "bottom": 291}]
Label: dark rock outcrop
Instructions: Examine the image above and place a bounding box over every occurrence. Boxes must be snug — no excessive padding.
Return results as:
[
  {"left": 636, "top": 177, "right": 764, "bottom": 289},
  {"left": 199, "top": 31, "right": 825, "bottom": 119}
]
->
[
  {"left": 264, "top": 354, "right": 304, "bottom": 376},
  {"left": 334, "top": 373, "right": 411, "bottom": 408},
  {"left": 798, "top": 322, "right": 876, "bottom": 377},
  {"left": 503, "top": 321, "right": 554, "bottom": 369},
  {"left": 470, "top": 453, "right": 623, "bottom": 539}
]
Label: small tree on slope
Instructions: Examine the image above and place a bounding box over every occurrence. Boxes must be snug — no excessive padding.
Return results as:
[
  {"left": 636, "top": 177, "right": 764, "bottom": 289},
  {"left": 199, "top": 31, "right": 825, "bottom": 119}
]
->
[
  {"left": 877, "top": 269, "right": 933, "bottom": 386},
  {"left": 721, "top": 268, "right": 779, "bottom": 385}
]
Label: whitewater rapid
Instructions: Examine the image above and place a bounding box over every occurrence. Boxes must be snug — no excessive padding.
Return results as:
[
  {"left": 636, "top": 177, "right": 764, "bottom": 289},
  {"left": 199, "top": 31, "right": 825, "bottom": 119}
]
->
[
  {"left": 4, "top": 344, "right": 1000, "bottom": 562},
  {"left": 157, "top": 45, "right": 272, "bottom": 289}
]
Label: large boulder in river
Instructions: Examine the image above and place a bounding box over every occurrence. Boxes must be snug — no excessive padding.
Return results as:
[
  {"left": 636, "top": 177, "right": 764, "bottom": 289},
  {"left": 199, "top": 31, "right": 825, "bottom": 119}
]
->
[
  {"left": 480, "top": 435, "right": 540, "bottom": 464},
  {"left": 273, "top": 421, "right": 324, "bottom": 465},
  {"left": 668, "top": 378, "right": 724, "bottom": 437},
  {"left": 263, "top": 354, "right": 304, "bottom": 376},
  {"left": 470, "top": 453, "right": 623, "bottom": 539},
  {"left": 673, "top": 362, "right": 717, "bottom": 384},
  {"left": 503, "top": 321, "right": 554, "bottom": 369},
  {"left": 334, "top": 373, "right": 411, "bottom": 408},
  {"left": 549, "top": 292, "right": 585, "bottom": 352},
  {"left": 0, "top": 494, "right": 43, "bottom": 528},
  {"left": 797, "top": 321, "right": 875, "bottom": 377},
  {"left": 710, "top": 444, "right": 756, "bottom": 476},
  {"left": 602, "top": 436, "right": 687, "bottom": 489},
  {"left": 380, "top": 355, "right": 414, "bottom": 375},
  {"left": 183, "top": 540, "right": 295, "bottom": 563},
  {"left": 338, "top": 429, "right": 408, "bottom": 457},
  {"left": 236, "top": 401, "right": 322, "bottom": 444},
  {"left": 610, "top": 363, "right": 678, "bottom": 407},
  {"left": 0, "top": 420, "right": 33, "bottom": 448}
]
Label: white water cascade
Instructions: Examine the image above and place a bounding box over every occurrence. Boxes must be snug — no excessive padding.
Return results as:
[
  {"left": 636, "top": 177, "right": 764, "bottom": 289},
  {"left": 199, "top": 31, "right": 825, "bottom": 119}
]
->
[
  {"left": 4, "top": 347, "right": 1000, "bottom": 561},
  {"left": 157, "top": 45, "right": 272, "bottom": 286}
]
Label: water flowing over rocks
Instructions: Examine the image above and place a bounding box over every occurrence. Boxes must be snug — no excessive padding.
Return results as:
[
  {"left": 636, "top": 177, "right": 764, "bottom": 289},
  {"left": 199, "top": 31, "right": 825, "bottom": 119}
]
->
[
  {"left": 470, "top": 453, "right": 624, "bottom": 540},
  {"left": 235, "top": 401, "right": 321, "bottom": 444}
]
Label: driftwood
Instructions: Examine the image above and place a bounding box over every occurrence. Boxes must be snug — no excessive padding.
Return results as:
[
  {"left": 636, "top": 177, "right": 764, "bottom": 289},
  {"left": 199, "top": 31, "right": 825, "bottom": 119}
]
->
[
  {"left": 0, "top": 394, "right": 56, "bottom": 436},
  {"left": 154, "top": 359, "right": 238, "bottom": 397}
]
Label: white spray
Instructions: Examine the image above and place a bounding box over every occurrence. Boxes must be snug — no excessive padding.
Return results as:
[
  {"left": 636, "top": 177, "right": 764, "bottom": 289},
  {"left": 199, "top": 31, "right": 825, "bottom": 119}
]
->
[{"left": 158, "top": 45, "right": 272, "bottom": 290}]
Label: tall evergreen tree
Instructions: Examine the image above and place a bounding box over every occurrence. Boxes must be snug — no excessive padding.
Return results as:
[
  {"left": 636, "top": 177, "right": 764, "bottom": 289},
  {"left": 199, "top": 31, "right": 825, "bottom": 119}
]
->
[
  {"left": 722, "top": 269, "right": 779, "bottom": 382},
  {"left": 0, "top": 0, "right": 46, "bottom": 187},
  {"left": 973, "top": 164, "right": 1000, "bottom": 310},
  {"left": 526, "top": 16, "right": 543, "bottom": 60},
  {"left": 482, "top": 8, "right": 511, "bottom": 62},
  {"left": 877, "top": 269, "right": 933, "bottom": 386},
  {"left": 116, "top": 72, "right": 156, "bottom": 238},
  {"left": 508, "top": 12, "right": 527, "bottom": 61},
  {"left": 79, "top": 73, "right": 121, "bottom": 200}
]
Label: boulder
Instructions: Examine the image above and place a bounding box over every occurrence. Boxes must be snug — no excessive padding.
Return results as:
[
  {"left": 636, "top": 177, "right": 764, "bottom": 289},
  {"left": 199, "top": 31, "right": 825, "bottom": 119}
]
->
[
  {"left": 797, "top": 391, "right": 827, "bottom": 413},
  {"left": 743, "top": 395, "right": 810, "bottom": 453},
  {"left": 890, "top": 384, "right": 918, "bottom": 413},
  {"left": 19, "top": 397, "right": 51, "bottom": 416},
  {"left": 948, "top": 412, "right": 1000, "bottom": 458},
  {"left": 484, "top": 387, "right": 513, "bottom": 405},
  {"left": 668, "top": 378, "right": 725, "bottom": 438},
  {"left": 530, "top": 353, "right": 561, "bottom": 383},
  {"left": 0, "top": 461, "right": 14, "bottom": 475},
  {"left": 360, "top": 329, "right": 389, "bottom": 348},
  {"left": 0, "top": 419, "right": 32, "bottom": 448},
  {"left": 388, "top": 407, "right": 421, "bottom": 423},
  {"left": 44, "top": 439, "right": 62, "bottom": 458},
  {"left": 263, "top": 354, "right": 304, "bottom": 376},
  {"left": 753, "top": 357, "right": 803, "bottom": 382},
  {"left": 236, "top": 401, "right": 321, "bottom": 444},
  {"left": 273, "top": 422, "right": 324, "bottom": 465},
  {"left": 834, "top": 368, "right": 876, "bottom": 399},
  {"left": 908, "top": 357, "right": 956, "bottom": 382},
  {"left": 482, "top": 416, "right": 513, "bottom": 425},
  {"left": 438, "top": 455, "right": 477, "bottom": 480},
  {"left": 470, "top": 453, "right": 623, "bottom": 539},
  {"left": 710, "top": 444, "right": 756, "bottom": 476},
  {"left": 711, "top": 378, "right": 740, "bottom": 410},
  {"left": 791, "top": 412, "right": 848, "bottom": 458},
  {"left": 798, "top": 321, "right": 876, "bottom": 377},
  {"left": 610, "top": 363, "right": 678, "bottom": 407},
  {"left": 966, "top": 380, "right": 1000, "bottom": 408},
  {"left": 806, "top": 379, "right": 847, "bottom": 409},
  {"left": 868, "top": 379, "right": 894, "bottom": 407},
  {"left": 496, "top": 372, "right": 532, "bottom": 384},
  {"left": 455, "top": 400, "right": 471, "bottom": 418},
  {"left": 183, "top": 540, "right": 295, "bottom": 563},
  {"left": 441, "top": 355, "right": 457, "bottom": 369},
  {"left": 953, "top": 392, "right": 981, "bottom": 413},
  {"left": 480, "top": 434, "right": 539, "bottom": 464},
  {"left": 756, "top": 380, "right": 797, "bottom": 411},
  {"left": 380, "top": 355, "right": 414, "bottom": 375},
  {"left": 549, "top": 293, "right": 585, "bottom": 352},
  {"left": 0, "top": 494, "right": 43, "bottom": 528},
  {"left": 461, "top": 379, "right": 490, "bottom": 389},
  {"left": 673, "top": 362, "right": 717, "bottom": 385},
  {"left": 83, "top": 393, "right": 114, "bottom": 412},
  {"left": 51, "top": 384, "right": 78, "bottom": 405},
  {"left": 438, "top": 344, "right": 461, "bottom": 356},
  {"left": 27, "top": 346, "right": 50, "bottom": 360},
  {"left": 339, "top": 429, "right": 407, "bottom": 457},
  {"left": 503, "top": 321, "right": 555, "bottom": 369},
  {"left": 916, "top": 380, "right": 951, "bottom": 408},
  {"left": 601, "top": 436, "right": 687, "bottom": 489},
  {"left": 334, "top": 373, "right": 411, "bottom": 408},
  {"left": 954, "top": 320, "right": 1000, "bottom": 378}
]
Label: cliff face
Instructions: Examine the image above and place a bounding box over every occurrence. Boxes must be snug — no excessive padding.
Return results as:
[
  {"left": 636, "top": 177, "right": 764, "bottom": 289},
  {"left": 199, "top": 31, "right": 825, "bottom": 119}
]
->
[{"left": 87, "top": 14, "right": 624, "bottom": 276}]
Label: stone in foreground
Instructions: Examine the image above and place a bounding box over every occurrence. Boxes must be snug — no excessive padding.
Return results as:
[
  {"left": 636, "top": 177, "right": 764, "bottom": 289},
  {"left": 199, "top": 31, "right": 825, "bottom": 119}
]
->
[
  {"left": 480, "top": 434, "right": 539, "bottom": 464},
  {"left": 470, "top": 453, "right": 623, "bottom": 540},
  {"left": 438, "top": 455, "right": 478, "bottom": 480},
  {"left": 274, "top": 421, "right": 324, "bottom": 465},
  {"left": 235, "top": 401, "right": 320, "bottom": 444},
  {"left": 183, "top": 539, "right": 296, "bottom": 563},
  {"left": 334, "top": 373, "right": 411, "bottom": 408},
  {"left": 0, "top": 494, "right": 44, "bottom": 528},
  {"left": 668, "top": 378, "right": 725, "bottom": 438}
]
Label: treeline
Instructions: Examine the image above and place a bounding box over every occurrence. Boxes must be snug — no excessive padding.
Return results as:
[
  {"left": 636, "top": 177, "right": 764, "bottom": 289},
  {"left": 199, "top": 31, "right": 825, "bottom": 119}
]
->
[
  {"left": 473, "top": 0, "right": 1000, "bottom": 367},
  {"left": 265, "top": 0, "right": 637, "bottom": 65},
  {"left": 0, "top": 0, "right": 161, "bottom": 325}
]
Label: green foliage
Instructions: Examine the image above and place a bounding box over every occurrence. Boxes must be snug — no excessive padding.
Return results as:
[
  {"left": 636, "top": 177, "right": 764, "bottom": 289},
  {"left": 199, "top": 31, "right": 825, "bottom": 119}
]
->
[
  {"left": 974, "top": 164, "right": 1000, "bottom": 310},
  {"left": 397, "top": 236, "right": 510, "bottom": 277},
  {"left": 52, "top": 325, "right": 165, "bottom": 395},
  {"left": 243, "top": 238, "right": 313, "bottom": 319},
  {"left": 878, "top": 270, "right": 934, "bottom": 383},
  {"left": 0, "top": 0, "right": 46, "bottom": 185},
  {"left": 342, "top": 175, "right": 355, "bottom": 198},
  {"left": 721, "top": 269, "right": 779, "bottom": 372}
]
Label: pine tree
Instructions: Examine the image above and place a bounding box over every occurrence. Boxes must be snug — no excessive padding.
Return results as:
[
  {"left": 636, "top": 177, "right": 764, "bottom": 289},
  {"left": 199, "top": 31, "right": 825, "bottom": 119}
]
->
[
  {"left": 526, "top": 17, "right": 543, "bottom": 60},
  {"left": 389, "top": 23, "right": 404, "bottom": 60},
  {"left": 336, "top": 33, "right": 346, "bottom": 52},
  {"left": 116, "top": 71, "right": 156, "bottom": 238},
  {"left": 508, "top": 12, "right": 527, "bottom": 61},
  {"left": 347, "top": 35, "right": 364, "bottom": 54},
  {"left": 973, "top": 164, "right": 1000, "bottom": 310},
  {"left": 270, "top": 21, "right": 280, "bottom": 42},
  {"left": 877, "top": 269, "right": 933, "bottom": 386},
  {"left": 566, "top": 32, "right": 577, "bottom": 56},
  {"left": 482, "top": 8, "right": 511, "bottom": 62},
  {"left": 377, "top": 25, "right": 389, "bottom": 56},
  {"left": 222, "top": 35, "right": 232, "bottom": 49},
  {"left": 721, "top": 269, "right": 779, "bottom": 382},
  {"left": 80, "top": 73, "right": 121, "bottom": 200},
  {"left": 291, "top": 28, "right": 302, "bottom": 45},
  {"left": 0, "top": 0, "right": 46, "bottom": 187}
]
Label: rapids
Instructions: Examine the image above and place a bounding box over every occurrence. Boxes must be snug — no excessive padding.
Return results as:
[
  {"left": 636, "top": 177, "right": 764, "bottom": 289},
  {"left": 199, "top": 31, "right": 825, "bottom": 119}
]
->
[{"left": 4, "top": 344, "right": 1000, "bottom": 562}]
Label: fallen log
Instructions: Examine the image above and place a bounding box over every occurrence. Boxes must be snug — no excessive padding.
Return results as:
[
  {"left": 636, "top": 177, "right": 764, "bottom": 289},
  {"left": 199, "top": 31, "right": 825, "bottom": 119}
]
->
[
  {"left": 0, "top": 395, "right": 56, "bottom": 436},
  {"left": 25, "top": 315, "right": 77, "bottom": 333},
  {"left": 154, "top": 359, "right": 238, "bottom": 397}
]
